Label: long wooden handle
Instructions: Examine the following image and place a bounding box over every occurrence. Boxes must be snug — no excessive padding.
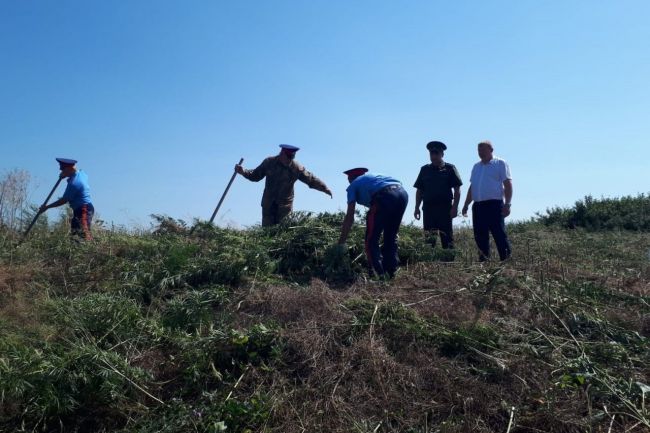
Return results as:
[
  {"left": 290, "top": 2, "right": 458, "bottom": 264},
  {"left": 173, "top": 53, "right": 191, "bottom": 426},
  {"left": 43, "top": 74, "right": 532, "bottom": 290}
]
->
[
  {"left": 209, "top": 158, "right": 244, "bottom": 224},
  {"left": 22, "top": 177, "right": 63, "bottom": 239}
]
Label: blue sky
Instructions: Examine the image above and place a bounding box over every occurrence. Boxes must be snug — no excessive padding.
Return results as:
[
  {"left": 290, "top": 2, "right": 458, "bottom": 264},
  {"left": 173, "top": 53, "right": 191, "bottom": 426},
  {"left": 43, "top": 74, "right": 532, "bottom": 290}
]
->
[{"left": 2, "top": 1, "right": 649, "bottom": 229}]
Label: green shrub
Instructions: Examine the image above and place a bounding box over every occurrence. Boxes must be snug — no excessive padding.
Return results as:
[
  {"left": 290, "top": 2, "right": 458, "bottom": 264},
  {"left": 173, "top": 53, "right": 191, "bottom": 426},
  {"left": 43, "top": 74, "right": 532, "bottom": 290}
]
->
[
  {"left": 438, "top": 323, "right": 501, "bottom": 357},
  {"left": 44, "top": 293, "right": 144, "bottom": 349},
  {"left": 0, "top": 339, "right": 151, "bottom": 430},
  {"left": 344, "top": 299, "right": 439, "bottom": 353},
  {"left": 323, "top": 243, "right": 360, "bottom": 284},
  {"left": 122, "top": 233, "right": 254, "bottom": 296},
  {"left": 150, "top": 214, "right": 189, "bottom": 235},
  {"left": 121, "top": 391, "right": 269, "bottom": 433},
  {"left": 162, "top": 287, "right": 227, "bottom": 331},
  {"left": 270, "top": 212, "right": 341, "bottom": 279},
  {"left": 538, "top": 194, "right": 650, "bottom": 231},
  {"left": 397, "top": 225, "right": 438, "bottom": 264},
  {"left": 176, "top": 324, "right": 279, "bottom": 387}
]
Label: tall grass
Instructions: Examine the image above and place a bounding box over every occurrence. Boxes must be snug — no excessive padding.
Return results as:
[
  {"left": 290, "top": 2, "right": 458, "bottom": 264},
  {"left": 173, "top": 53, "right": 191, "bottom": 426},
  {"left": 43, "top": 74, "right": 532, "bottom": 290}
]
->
[{"left": 0, "top": 210, "right": 648, "bottom": 432}]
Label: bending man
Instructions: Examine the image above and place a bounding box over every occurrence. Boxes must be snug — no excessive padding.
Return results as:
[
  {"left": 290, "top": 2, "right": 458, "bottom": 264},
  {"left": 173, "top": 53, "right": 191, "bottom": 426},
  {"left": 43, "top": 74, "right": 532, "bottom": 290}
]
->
[
  {"left": 338, "top": 168, "right": 408, "bottom": 278},
  {"left": 39, "top": 158, "right": 94, "bottom": 241}
]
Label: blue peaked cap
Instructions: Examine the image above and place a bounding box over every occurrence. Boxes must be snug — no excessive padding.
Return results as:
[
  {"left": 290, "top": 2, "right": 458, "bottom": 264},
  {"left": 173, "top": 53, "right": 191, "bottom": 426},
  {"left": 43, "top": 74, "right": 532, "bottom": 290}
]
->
[
  {"left": 279, "top": 144, "right": 300, "bottom": 152},
  {"left": 56, "top": 158, "right": 77, "bottom": 166}
]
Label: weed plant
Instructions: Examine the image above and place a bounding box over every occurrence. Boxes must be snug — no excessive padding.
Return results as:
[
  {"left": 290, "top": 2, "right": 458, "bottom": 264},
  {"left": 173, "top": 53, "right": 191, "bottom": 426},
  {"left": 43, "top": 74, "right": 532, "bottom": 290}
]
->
[{"left": 0, "top": 210, "right": 648, "bottom": 432}]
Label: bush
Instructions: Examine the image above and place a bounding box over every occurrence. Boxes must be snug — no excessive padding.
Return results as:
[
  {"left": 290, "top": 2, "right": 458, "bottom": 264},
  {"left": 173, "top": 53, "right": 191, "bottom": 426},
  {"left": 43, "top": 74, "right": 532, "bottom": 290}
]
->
[
  {"left": 269, "top": 212, "right": 342, "bottom": 280},
  {"left": 122, "top": 391, "right": 270, "bottom": 433},
  {"left": 176, "top": 324, "right": 279, "bottom": 386},
  {"left": 323, "top": 244, "right": 360, "bottom": 284},
  {"left": 0, "top": 338, "right": 151, "bottom": 430},
  {"left": 162, "top": 286, "right": 227, "bottom": 331},
  {"left": 44, "top": 293, "right": 145, "bottom": 350},
  {"left": 538, "top": 194, "right": 650, "bottom": 231}
]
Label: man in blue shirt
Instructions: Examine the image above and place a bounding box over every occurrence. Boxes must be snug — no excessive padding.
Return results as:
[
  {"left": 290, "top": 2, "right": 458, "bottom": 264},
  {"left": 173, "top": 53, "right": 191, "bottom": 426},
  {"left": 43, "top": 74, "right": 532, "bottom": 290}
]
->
[
  {"left": 39, "top": 158, "right": 94, "bottom": 240},
  {"left": 338, "top": 168, "right": 408, "bottom": 278},
  {"left": 461, "top": 141, "right": 512, "bottom": 261}
]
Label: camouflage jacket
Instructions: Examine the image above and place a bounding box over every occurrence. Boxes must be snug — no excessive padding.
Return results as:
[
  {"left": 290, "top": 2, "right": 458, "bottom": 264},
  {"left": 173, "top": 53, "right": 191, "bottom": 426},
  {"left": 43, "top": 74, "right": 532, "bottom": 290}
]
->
[{"left": 242, "top": 156, "right": 330, "bottom": 207}]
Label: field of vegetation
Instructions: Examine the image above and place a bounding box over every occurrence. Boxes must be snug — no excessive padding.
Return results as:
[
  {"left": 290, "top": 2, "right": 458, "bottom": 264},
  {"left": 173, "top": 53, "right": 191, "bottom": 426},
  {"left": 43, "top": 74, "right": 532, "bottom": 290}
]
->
[{"left": 1, "top": 195, "right": 648, "bottom": 433}]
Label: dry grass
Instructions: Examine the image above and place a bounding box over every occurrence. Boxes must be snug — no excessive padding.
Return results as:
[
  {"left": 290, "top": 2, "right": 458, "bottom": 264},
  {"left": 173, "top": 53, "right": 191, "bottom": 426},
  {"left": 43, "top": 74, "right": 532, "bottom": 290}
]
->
[
  {"left": 0, "top": 264, "right": 43, "bottom": 331},
  {"left": 227, "top": 231, "right": 650, "bottom": 433}
]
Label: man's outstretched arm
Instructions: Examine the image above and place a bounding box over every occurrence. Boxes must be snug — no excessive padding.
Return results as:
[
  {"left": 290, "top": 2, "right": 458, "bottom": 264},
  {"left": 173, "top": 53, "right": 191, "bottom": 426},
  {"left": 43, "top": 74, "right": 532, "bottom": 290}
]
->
[{"left": 297, "top": 167, "right": 332, "bottom": 197}]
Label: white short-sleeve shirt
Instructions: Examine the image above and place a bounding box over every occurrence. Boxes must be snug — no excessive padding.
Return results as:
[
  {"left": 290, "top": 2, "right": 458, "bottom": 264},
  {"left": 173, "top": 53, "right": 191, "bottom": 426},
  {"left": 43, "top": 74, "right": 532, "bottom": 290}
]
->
[{"left": 469, "top": 157, "right": 511, "bottom": 202}]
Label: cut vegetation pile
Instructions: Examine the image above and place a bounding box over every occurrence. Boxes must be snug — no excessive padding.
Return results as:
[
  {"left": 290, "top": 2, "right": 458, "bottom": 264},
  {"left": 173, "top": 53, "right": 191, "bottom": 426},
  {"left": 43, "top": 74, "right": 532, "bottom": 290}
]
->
[{"left": 0, "top": 202, "right": 648, "bottom": 432}]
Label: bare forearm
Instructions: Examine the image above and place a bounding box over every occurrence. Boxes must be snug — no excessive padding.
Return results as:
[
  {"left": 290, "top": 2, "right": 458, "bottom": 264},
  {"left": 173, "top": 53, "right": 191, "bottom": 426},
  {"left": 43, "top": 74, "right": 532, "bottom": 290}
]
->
[
  {"left": 452, "top": 188, "right": 461, "bottom": 208},
  {"left": 463, "top": 186, "right": 473, "bottom": 208},
  {"left": 504, "top": 182, "right": 513, "bottom": 204},
  {"left": 338, "top": 214, "right": 355, "bottom": 244},
  {"left": 415, "top": 189, "right": 422, "bottom": 209},
  {"left": 46, "top": 198, "right": 67, "bottom": 210}
]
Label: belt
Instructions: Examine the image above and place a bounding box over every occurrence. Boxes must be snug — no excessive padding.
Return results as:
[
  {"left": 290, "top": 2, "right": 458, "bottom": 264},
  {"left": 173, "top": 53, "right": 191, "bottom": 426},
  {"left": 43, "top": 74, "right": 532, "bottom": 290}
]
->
[
  {"left": 73, "top": 203, "right": 94, "bottom": 211},
  {"left": 373, "top": 184, "right": 401, "bottom": 197},
  {"left": 474, "top": 199, "right": 503, "bottom": 205}
]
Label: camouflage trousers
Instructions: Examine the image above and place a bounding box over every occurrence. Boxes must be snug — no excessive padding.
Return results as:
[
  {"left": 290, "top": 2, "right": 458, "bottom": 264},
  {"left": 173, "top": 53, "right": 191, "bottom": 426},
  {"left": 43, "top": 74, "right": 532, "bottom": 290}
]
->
[{"left": 262, "top": 202, "right": 292, "bottom": 227}]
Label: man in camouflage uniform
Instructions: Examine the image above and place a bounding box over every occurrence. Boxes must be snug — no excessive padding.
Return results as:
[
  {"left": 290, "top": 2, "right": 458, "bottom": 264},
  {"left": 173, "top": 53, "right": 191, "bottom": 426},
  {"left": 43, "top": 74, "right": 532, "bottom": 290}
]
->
[{"left": 235, "top": 144, "right": 332, "bottom": 226}]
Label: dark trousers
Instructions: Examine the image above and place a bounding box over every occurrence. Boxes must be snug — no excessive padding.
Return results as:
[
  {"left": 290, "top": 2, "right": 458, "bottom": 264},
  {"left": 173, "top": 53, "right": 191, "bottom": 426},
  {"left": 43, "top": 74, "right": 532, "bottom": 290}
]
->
[
  {"left": 365, "top": 185, "right": 409, "bottom": 277},
  {"left": 472, "top": 200, "right": 511, "bottom": 261},
  {"left": 262, "top": 202, "right": 292, "bottom": 227},
  {"left": 71, "top": 203, "right": 94, "bottom": 240},
  {"left": 423, "top": 202, "right": 453, "bottom": 249}
]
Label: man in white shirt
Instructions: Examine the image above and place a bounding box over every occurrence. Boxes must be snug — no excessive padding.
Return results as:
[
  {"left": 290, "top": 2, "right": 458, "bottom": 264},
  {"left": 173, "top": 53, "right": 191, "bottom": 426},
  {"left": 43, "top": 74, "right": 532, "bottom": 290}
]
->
[{"left": 461, "top": 141, "right": 512, "bottom": 261}]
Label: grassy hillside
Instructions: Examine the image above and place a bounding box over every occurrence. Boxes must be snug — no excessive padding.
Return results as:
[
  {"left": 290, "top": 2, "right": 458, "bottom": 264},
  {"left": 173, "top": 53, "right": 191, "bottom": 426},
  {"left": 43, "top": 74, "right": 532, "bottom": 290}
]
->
[{"left": 1, "top": 212, "right": 648, "bottom": 432}]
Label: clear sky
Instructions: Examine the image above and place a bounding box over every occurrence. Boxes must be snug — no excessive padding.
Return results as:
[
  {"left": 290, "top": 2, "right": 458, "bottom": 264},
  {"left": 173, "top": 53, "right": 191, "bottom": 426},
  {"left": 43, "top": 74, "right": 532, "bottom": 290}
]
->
[{"left": 2, "top": 1, "right": 649, "bottom": 229}]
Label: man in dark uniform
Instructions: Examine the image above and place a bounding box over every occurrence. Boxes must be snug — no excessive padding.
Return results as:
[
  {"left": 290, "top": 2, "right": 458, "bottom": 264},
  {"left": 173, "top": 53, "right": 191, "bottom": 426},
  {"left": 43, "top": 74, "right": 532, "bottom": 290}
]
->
[
  {"left": 338, "top": 168, "right": 408, "bottom": 278},
  {"left": 39, "top": 158, "right": 94, "bottom": 240},
  {"left": 413, "top": 141, "right": 462, "bottom": 250},
  {"left": 235, "top": 144, "right": 332, "bottom": 226}
]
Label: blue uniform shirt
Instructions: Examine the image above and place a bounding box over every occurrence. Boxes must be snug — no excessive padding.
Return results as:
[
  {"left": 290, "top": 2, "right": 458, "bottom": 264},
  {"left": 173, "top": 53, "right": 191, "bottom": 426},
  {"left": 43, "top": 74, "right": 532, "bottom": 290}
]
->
[
  {"left": 346, "top": 173, "right": 402, "bottom": 207},
  {"left": 61, "top": 170, "right": 92, "bottom": 210}
]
